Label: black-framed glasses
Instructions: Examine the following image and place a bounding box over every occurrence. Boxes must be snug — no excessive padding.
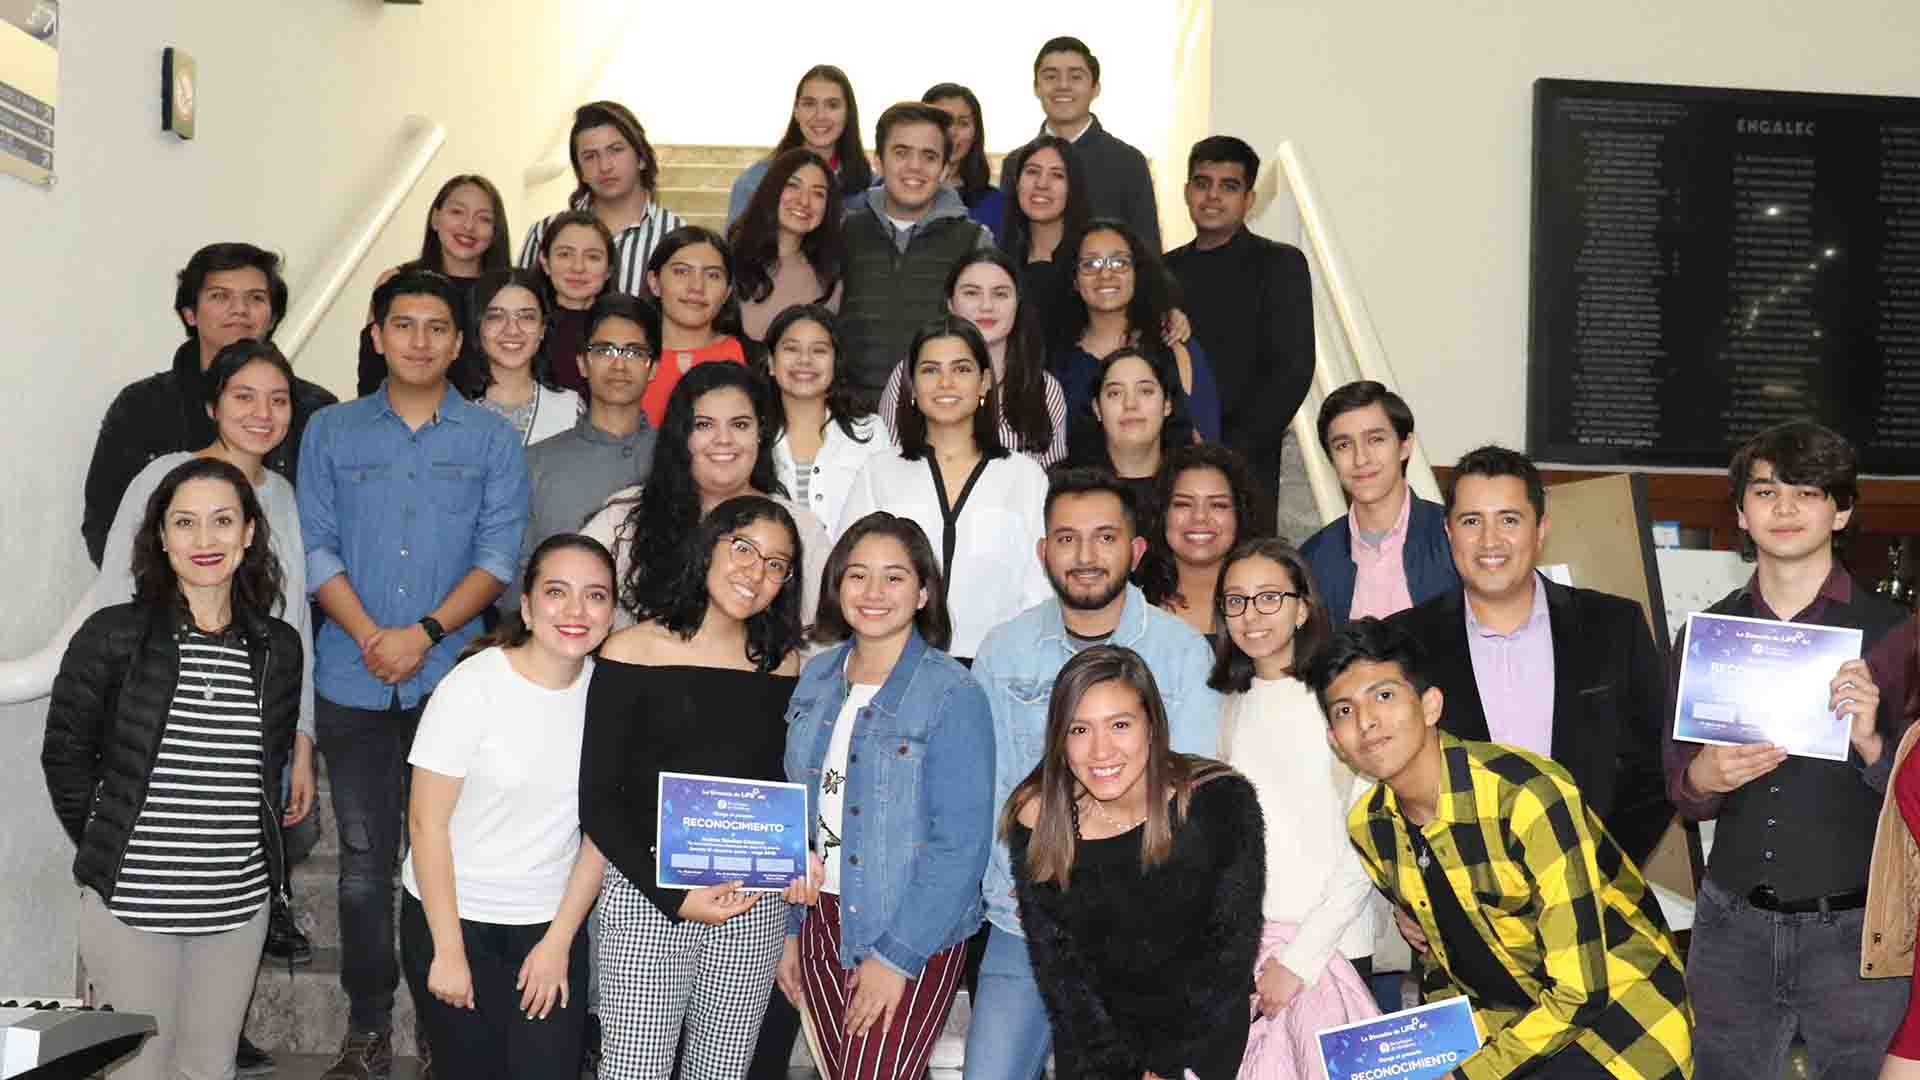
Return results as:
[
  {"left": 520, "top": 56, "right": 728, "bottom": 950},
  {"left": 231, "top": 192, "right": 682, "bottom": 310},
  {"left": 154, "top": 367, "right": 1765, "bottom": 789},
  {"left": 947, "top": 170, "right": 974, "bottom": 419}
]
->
[
  {"left": 722, "top": 534, "right": 795, "bottom": 583},
  {"left": 1220, "top": 590, "right": 1301, "bottom": 617},
  {"left": 1075, "top": 253, "right": 1135, "bottom": 276},
  {"left": 584, "top": 341, "right": 654, "bottom": 365}
]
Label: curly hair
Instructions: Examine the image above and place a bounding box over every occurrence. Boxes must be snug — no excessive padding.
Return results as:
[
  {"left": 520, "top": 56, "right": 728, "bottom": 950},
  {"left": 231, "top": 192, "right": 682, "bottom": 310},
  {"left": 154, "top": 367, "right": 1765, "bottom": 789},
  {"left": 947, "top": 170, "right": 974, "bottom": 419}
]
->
[
  {"left": 1049, "top": 217, "right": 1180, "bottom": 353},
  {"left": 636, "top": 495, "right": 805, "bottom": 672},
  {"left": 131, "top": 458, "right": 285, "bottom": 625},
  {"left": 728, "top": 149, "right": 846, "bottom": 308},
  {"left": 1136, "top": 442, "right": 1275, "bottom": 609}
]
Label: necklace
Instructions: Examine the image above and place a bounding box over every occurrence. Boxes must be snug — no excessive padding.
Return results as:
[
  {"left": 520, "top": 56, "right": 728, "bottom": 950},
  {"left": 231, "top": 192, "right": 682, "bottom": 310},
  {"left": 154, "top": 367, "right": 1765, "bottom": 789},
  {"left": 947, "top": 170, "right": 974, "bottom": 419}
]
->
[{"left": 1078, "top": 793, "right": 1145, "bottom": 837}]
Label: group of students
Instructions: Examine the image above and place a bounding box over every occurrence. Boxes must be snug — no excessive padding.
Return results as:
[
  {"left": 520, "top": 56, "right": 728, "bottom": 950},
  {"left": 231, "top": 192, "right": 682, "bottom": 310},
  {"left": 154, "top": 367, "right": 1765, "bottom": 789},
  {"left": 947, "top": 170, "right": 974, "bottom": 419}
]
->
[{"left": 38, "top": 27, "right": 1920, "bottom": 1080}]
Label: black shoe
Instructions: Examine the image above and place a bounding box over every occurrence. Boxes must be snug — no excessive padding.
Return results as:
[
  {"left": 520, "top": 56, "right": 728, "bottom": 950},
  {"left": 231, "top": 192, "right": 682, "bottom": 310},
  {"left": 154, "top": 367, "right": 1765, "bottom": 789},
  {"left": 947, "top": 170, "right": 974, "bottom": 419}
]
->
[
  {"left": 262, "top": 896, "right": 312, "bottom": 965},
  {"left": 235, "top": 1034, "right": 275, "bottom": 1077},
  {"left": 320, "top": 1030, "right": 392, "bottom": 1080}
]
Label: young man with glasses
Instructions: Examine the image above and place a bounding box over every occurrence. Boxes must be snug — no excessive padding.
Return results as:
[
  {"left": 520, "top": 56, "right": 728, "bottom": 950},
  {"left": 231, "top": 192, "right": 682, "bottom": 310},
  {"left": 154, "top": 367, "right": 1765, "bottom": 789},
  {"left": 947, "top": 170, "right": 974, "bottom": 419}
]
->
[{"left": 504, "top": 293, "right": 662, "bottom": 614}]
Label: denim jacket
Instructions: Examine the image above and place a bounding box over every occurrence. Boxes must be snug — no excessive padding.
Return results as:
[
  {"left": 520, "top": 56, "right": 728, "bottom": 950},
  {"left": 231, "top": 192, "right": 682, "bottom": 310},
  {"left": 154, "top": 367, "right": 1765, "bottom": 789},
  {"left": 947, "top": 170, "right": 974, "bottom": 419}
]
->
[
  {"left": 973, "top": 584, "right": 1221, "bottom": 937},
  {"left": 784, "top": 630, "right": 996, "bottom": 977}
]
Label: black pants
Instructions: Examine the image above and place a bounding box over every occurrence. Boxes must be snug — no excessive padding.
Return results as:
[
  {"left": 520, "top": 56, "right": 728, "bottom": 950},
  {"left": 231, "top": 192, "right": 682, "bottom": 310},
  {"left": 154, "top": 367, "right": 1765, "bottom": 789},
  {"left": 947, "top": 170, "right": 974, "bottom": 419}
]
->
[{"left": 400, "top": 893, "right": 589, "bottom": 1080}]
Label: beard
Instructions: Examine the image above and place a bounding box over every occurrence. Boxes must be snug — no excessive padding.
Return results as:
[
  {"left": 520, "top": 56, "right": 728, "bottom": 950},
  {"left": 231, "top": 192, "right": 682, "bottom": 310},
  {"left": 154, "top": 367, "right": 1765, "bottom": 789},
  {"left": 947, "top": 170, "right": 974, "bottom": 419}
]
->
[{"left": 1049, "top": 565, "right": 1128, "bottom": 612}]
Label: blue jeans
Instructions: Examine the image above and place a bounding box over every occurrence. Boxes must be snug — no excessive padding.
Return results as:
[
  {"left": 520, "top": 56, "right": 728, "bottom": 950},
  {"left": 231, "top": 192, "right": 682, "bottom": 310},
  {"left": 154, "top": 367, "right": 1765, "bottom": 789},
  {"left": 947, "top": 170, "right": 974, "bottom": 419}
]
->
[
  {"left": 316, "top": 693, "right": 421, "bottom": 1034},
  {"left": 1688, "top": 878, "right": 1908, "bottom": 1080},
  {"left": 963, "top": 925, "right": 1051, "bottom": 1080}
]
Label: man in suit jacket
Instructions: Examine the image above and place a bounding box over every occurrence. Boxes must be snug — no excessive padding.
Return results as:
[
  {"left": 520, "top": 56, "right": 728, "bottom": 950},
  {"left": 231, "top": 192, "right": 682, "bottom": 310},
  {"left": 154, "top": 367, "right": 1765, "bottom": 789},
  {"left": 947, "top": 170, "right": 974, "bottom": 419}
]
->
[
  {"left": 1005, "top": 35, "right": 1160, "bottom": 250},
  {"left": 1389, "top": 445, "right": 1673, "bottom": 865}
]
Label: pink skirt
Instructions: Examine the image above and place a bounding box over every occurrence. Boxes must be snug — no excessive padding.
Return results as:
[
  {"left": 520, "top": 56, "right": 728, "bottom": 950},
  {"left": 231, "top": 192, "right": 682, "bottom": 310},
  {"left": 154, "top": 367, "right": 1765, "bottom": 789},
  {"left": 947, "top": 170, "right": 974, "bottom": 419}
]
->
[{"left": 1238, "top": 920, "right": 1381, "bottom": 1080}]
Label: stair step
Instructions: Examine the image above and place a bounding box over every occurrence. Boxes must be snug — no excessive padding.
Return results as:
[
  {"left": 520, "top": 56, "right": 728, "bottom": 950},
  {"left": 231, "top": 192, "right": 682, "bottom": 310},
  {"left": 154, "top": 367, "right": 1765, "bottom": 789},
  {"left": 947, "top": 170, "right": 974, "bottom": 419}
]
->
[
  {"left": 657, "top": 144, "right": 773, "bottom": 166},
  {"left": 659, "top": 188, "right": 729, "bottom": 217},
  {"left": 655, "top": 162, "right": 752, "bottom": 192},
  {"left": 247, "top": 947, "right": 420, "bottom": 1056}
]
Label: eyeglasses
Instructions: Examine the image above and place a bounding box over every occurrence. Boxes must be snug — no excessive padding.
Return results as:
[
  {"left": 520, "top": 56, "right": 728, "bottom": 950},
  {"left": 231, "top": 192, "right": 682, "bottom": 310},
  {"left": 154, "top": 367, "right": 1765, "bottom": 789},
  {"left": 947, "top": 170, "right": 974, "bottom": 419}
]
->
[
  {"left": 1220, "top": 590, "right": 1302, "bottom": 617},
  {"left": 584, "top": 341, "right": 654, "bottom": 364},
  {"left": 722, "top": 534, "right": 795, "bottom": 583},
  {"left": 1075, "top": 253, "right": 1135, "bottom": 276},
  {"left": 480, "top": 308, "right": 545, "bottom": 332}
]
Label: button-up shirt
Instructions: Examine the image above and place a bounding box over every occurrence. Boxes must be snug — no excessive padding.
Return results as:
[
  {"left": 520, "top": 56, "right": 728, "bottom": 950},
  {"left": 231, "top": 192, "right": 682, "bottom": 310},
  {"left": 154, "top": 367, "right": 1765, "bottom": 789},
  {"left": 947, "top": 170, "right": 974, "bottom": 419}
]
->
[
  {"left": 298, "top": 384, "right": 528, "bottom": 709},
  {"left": 1348, "top": 488, "right": 1415, "bottom": 620},
  {"left": 517, "top": 194, "right": 686, "bottom": 300},
  {"left": 1464, "top": 573, "right": 1556, "bottom": 757}
]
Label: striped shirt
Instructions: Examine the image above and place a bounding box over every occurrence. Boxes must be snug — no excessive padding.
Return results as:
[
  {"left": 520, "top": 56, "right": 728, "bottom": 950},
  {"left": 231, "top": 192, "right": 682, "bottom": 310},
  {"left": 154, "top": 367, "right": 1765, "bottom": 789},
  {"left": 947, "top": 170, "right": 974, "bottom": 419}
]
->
[
  {"left": 110, "top": 633, "right": 269, "bottom": 935},
  {"left": 517, "top": 194, "right": 686, "bottom": 299}
]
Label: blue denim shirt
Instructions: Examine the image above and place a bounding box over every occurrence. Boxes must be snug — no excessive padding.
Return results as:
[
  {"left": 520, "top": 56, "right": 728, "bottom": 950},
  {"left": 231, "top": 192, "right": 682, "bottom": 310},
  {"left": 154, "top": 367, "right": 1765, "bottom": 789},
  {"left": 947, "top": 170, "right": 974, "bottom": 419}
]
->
[
  {"left": 297, "top": 384, "right": 528, "bottom": 709},
  {"left": 973, "top": 584, "right": 1220, "bottom": 937},
  {"left": 783, "top": 630, "right": 996, "bottom": 977}
]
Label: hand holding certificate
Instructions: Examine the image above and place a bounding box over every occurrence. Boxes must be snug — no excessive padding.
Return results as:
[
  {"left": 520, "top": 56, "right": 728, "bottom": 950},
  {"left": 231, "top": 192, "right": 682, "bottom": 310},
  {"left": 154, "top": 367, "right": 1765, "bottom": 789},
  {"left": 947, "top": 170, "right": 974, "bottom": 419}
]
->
[
  {"left": 656, "top": 771, "right": 810, "bottom": 896},
  {"left": 1674, "top": 613, "right": 1865, "bottom": 762},
  {"left": 1318, "top": 997, "right": 1481, "bottom": 1080}
]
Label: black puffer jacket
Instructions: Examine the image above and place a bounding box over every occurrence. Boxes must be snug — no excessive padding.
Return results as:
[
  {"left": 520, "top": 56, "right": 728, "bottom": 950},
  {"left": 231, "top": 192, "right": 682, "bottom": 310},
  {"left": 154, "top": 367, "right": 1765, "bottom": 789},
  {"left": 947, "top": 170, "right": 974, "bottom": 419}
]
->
[{"left": 42, "top": 602, "right": 302, "bottom": 902}]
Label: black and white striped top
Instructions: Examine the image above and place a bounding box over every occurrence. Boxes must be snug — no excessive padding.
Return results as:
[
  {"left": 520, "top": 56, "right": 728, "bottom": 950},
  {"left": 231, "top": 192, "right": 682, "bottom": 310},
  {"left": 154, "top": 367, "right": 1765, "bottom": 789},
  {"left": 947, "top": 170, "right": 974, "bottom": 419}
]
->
[
  {"left": 109, "top": 632, "right": 269, "bottom": 935},
  {"left": 517, "top": 195, "right": 686, "bottom": 300}
]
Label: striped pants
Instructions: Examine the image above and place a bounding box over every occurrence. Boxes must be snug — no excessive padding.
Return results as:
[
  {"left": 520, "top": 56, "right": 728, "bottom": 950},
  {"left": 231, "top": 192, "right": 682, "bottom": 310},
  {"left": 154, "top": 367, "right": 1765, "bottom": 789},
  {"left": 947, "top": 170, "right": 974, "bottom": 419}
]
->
[
  {"left": 595, "top": 865, "right": 785, "bottom": 1080},
  {"left": 797, "top": 893, "right": 966, "bottom": 1080}
]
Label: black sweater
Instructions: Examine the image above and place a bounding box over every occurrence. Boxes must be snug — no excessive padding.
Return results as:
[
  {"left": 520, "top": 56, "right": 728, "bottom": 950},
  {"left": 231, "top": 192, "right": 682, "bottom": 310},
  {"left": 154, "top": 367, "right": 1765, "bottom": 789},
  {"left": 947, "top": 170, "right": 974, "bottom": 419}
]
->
[{"left": 1012, "top": 772, "right": 1265, "bottom": 1079}]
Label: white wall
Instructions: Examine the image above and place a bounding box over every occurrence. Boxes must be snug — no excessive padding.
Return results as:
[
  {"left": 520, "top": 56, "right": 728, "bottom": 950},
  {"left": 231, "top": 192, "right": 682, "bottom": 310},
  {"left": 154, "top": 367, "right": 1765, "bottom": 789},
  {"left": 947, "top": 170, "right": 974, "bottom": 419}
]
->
[{"left": 1213, "top": 0, "right": 1920, "bottom": 464}]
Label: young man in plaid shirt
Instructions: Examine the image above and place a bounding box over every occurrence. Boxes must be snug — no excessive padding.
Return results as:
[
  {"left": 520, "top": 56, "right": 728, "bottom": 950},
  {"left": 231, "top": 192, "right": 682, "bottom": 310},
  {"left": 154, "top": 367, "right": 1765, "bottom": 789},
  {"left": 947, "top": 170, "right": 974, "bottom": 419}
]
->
[{"left": 1313, "top": 617, "right": 1693, "bottom": 1079}]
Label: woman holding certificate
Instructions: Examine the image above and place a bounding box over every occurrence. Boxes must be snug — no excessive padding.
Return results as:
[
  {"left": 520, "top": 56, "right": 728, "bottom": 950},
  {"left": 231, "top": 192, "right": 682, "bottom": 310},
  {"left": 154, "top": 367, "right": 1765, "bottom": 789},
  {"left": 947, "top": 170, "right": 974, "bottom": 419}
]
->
[
  {"left": 399, "top": 534, "right": 617, "bottom": 1079},
  {"left": 581, "top": 495, "right": 809, "bottom": 1079},
  {"left": 775, "top": 512, "right": 995, "bottom": 1080},
  {"left": 1006, "top": 645, "right": 1265, "bottom": 1079}
]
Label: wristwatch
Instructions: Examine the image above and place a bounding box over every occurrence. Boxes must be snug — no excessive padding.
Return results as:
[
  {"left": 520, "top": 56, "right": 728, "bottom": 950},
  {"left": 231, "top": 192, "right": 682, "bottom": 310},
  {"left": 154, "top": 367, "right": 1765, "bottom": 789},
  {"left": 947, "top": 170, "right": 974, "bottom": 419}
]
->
[{"left": 418, "top": 616, "right": 446, "bottom": 645}]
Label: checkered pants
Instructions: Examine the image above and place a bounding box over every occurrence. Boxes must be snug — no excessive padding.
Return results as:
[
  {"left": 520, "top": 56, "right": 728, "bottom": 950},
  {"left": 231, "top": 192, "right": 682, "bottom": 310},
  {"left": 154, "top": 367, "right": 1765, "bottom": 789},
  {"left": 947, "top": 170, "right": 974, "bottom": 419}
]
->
[{"left": 595, "top": 865, "right": 786, "bottom": 1080}]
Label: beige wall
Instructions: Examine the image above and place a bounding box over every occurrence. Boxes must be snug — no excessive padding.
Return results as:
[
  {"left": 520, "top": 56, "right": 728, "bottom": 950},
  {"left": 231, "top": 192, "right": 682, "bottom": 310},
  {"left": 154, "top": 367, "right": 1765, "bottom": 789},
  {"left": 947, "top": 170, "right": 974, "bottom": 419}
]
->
[{"left": 1212, "top": 0, "right": 1920, "bottom": 465}]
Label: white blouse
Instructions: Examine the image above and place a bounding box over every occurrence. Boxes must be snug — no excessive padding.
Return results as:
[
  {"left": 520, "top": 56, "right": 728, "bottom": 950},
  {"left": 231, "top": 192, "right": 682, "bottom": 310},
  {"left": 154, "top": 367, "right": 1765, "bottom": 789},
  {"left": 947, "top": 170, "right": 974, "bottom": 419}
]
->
[
  {"left": 772, "top": 413, "right": 894, "bottom": 537},
  {"left": 835, "top": 450, "right": 1052, "bottom": 658}
]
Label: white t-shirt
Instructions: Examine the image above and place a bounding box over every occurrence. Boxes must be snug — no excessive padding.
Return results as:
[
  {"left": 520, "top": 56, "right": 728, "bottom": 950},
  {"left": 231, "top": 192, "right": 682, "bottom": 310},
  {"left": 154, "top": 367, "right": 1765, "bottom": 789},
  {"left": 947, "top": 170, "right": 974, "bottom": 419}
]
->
[
  {"left": 817, "top": 682, "right": 880, "bottom": 894},
  {"left": 400, "top": 647, "right": 593, "bottom": 925}
]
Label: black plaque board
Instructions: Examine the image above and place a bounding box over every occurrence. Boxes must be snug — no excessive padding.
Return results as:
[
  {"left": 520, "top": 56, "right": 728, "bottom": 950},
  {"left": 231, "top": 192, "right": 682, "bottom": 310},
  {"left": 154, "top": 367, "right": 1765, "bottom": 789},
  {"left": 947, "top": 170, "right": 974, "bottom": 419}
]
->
[{"left": 1528, "top": 78, "right": 1920, "bottom": 474}]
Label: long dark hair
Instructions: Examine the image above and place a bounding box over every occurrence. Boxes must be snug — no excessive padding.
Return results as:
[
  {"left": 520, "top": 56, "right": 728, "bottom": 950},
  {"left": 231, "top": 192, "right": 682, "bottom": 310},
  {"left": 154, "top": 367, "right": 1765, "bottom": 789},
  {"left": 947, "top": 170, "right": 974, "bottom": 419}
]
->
[
  {"left": 418, "top": 174, "right": 512, "bottom": 274},
  {"left": 460, "top": 533, "right": 616, "bottom": 661},
  {"left": 1207, "top": 539, "right": 1332, "bottom": 693},
  {"left": 728, "top": 149, "right": 847, "bottom": 308},
  {"left": 130, "top": 458, "right": 284, "bottom": 624},
  {"left": 536, "top": 210, "right": 620, "bottom": 310},
  {"left": 1138, "top": 442, "right": 1272, "bottom": 609},
  {"left": 616, "top": 363, "right": 785, "bottom": 618},
  {"left": 646, "top": 225, "right": 745, "bottom": 339},
  {"left": 775, "top": 65, "right": 872, "bottom": 199},
  {"left": 1051, "top": 217, "right": 1180, "bottom": 352},
  {"left": 1065, "top": 345, "right": 1195, "bottom": 472},
  {"left": 811, "top": 512, "right": 953, "bottom": 650},
  {"left": 1001, "top": 645, "right": 1233, "bottom": 887},
  {"left": 639, "top": 495, "right": 805, "bottom": 672},
  {"left": 946, "top": 249, "right": 1053, "bottom": 454},
  {"left": 922, "top": 82, "right": 990, "bottom": 204},
  {"left": 894, "top": 317, "right": 1009, "bottom": 462},
  {"left": 468, "top": 268, "right": 560, "bottom": 394},
  {"left": 998, "top": 136, "right": 1091, "bottom": 260},
  {"left": 762, "top": 305, "right": 872, "bottom": 444}
]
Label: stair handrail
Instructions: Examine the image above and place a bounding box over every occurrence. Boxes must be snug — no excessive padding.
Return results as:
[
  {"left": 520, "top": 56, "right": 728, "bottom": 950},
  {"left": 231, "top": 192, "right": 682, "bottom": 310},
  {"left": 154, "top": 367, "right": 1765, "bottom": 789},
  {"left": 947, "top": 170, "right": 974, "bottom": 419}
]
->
[
  {"left": 1257, "top": 140, "right": 1442, "bottom": 522},
  {"left": 0, "top": 117, "right": 446, "bottom": 706}
]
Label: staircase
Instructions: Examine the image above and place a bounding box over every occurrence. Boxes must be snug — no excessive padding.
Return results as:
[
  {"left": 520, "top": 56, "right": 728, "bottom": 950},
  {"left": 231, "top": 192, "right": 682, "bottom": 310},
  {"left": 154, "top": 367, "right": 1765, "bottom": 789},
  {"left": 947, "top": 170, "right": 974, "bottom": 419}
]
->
[{"left": 656, "top": 145, "right": 769, "bottom": 233}]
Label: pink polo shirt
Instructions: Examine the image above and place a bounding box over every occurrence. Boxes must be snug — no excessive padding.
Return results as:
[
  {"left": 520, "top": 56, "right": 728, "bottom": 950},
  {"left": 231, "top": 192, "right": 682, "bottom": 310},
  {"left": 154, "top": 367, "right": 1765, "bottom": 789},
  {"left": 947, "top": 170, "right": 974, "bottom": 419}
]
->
[
  {"left": 1348, "top": 490, "right": 1415, "bottom": 621},
  {"left": 1465, "top": 573, "right": 1556, "bottom": 756}
]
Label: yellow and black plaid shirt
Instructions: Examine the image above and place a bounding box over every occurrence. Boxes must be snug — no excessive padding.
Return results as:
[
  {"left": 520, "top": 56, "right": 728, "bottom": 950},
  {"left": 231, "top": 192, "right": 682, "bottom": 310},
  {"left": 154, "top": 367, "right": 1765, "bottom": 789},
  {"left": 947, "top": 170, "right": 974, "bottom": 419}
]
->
[{"left": 1348, "top": 734, "right": 1693, "bottom": 1079}]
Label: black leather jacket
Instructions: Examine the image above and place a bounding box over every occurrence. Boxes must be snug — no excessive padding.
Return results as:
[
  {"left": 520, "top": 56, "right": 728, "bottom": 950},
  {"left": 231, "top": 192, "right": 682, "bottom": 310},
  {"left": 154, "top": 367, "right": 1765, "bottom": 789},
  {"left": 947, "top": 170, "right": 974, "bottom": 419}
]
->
[{"left": 42, "top": 602, "right": 302, "bottom": 902}]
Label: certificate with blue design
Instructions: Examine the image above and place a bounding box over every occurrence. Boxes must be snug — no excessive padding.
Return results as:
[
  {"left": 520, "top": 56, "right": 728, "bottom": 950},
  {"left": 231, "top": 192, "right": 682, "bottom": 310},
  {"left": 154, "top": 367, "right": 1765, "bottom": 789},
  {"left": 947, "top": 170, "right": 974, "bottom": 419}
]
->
[
  {"left": 1317, "top": 996, "right": 1481, "bottom": 1080},
  {"left": 1673, "top": 612, "right": 1863, "bottom": 761},
  {"left": 655, "top": 772, "right": 809, "bottom": 892}
]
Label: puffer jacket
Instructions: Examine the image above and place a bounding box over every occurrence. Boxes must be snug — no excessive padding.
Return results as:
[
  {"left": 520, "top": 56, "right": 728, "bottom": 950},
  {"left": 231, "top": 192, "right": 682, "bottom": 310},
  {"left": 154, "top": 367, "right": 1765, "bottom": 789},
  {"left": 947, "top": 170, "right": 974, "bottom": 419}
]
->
[{"left": 42, "top": 601, "right": 302, "bottom": 904}]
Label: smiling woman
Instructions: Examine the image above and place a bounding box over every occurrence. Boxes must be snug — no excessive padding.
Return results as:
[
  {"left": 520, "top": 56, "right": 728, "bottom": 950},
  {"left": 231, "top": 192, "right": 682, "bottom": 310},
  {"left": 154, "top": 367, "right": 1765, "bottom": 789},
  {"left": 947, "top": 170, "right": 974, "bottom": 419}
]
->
[{"left": 728, "top": 149, "right": 846, "bottom": 343}]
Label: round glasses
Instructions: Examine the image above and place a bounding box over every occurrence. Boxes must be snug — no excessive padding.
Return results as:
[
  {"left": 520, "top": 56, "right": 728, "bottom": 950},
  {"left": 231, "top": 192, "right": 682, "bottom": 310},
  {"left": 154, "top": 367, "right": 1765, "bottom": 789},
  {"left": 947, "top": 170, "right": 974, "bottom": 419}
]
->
[
  {"left": 1220, "top": 590, "right": 1302, "bottom": 617},
  {"left": 722, "top": 534, "right": 795, "bottom": 583}
]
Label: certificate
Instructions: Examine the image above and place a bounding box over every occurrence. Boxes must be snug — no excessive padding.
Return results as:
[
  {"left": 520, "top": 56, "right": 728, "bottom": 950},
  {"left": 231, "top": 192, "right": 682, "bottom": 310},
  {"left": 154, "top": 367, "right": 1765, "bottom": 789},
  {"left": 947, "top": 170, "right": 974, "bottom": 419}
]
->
[
  {"left": 655, "top": 771, "right": 809, "bottom": 892},
  {"left": 1317, "top": 996, "right": 1481, "bottom": 1080},
  {"left": 1673, "top": 612, "right": 1863, "bottom": 761}
]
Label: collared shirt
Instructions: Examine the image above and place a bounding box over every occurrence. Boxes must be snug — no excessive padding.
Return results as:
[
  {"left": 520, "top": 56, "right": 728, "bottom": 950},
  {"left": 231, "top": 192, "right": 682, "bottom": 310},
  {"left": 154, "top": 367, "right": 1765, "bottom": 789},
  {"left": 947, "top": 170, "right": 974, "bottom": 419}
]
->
[
  {"left": 516, "top": 194, "right": 686, "bottom": 299},
  {"left": 1348, "top": 488, "right": 1416, "bottom": 620},
  {"left": 298, "top": 384, "right": 529, "bottom": 709},
  {"left": 1350, "top": 735, "right": 1693, "bottom": 1080},
  {"left": 502, "top": 413, "right": 659, "bottom": 614},
  {"left": 1463, "top": 573, "right": 1556, "bottom": 756},
  {"left": 973, "top": 585, "right": 1221, "bottom": 936},
  {"left": 771, "top": 412, "right": 893, "bottom": 533},
  {"left": 1043, "top": 115, "right": 1094, "bottom": 143}
]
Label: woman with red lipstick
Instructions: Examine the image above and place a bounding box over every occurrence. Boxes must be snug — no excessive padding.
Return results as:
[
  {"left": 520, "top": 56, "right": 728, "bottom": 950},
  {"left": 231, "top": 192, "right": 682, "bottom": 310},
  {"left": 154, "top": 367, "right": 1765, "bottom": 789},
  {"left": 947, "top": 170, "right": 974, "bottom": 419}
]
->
[
  {"left": 469, "top": 268, "right": 583, "bottom": 447},
  {"left": 765, "top": 306, "right": 887, "bottom": 535},
  {"left": 1004, "top": 644, "right": 1264, "bottom": 1080},
  {"left": 1137, "top": 443, "right": 1273, "bottom": 636},
  {"left": 878, "top": 248, "right": 1068, "bottom": 467},
  {"left": 399, "top": 533, "right": 618, "bottom": 1080},
  {"left": 1208, "top": 539, "right": 1380, "bottom": 1076},
  {"left": 1066, "top": 345, "right": 1195, "bottom": 521},
  {"left": 729, "top": 149, "right": 845, "bottom": 343},
  {"left": 537, "top": 210, "right": 621, "bottom": 398},
  {"left": 43, "top": 457, "right": 302, "bottom": 1080},
  {"left": 357, "top": 174, "right": 512, "bottom": 398},
  {"left": 639, "top": 226, "right": 750, "bottom": 428},
  {"left": 727, "top": 66, "right": 875, "bottom": 230}
]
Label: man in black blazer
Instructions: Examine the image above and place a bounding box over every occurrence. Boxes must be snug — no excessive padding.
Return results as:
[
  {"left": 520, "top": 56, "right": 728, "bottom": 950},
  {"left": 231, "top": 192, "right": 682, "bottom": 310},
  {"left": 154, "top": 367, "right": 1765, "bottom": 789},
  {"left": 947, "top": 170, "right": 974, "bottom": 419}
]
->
[{"left": 1388, "top": 446, "right": 1673, "bottom": 865}]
